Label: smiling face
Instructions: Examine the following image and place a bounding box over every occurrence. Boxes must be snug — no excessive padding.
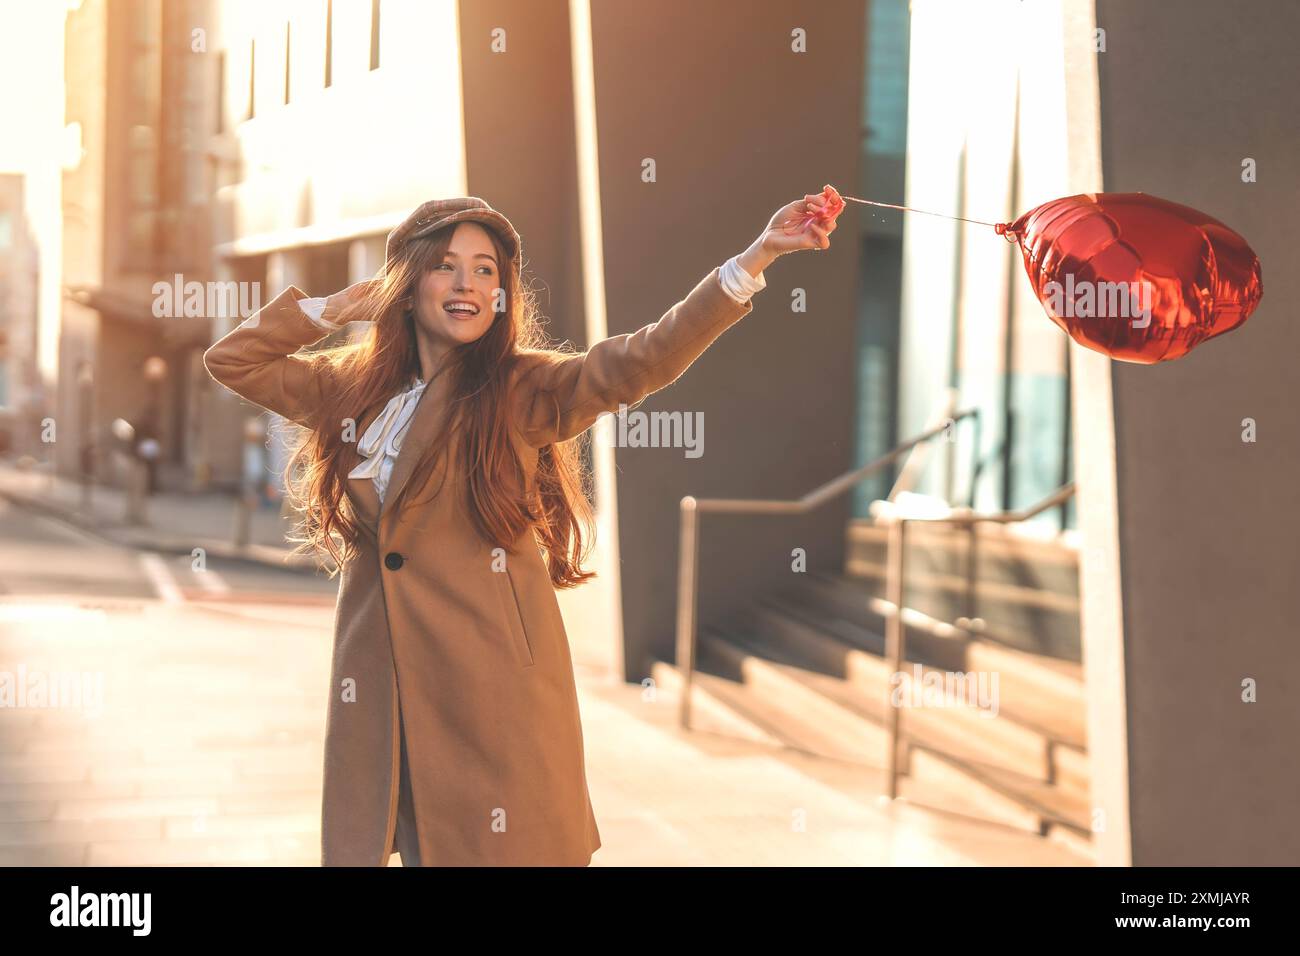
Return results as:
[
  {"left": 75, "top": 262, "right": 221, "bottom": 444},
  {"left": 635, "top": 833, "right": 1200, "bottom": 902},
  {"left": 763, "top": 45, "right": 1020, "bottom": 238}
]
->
[{"left": 410, "top": 221, "right": 504, "bottom": 355}]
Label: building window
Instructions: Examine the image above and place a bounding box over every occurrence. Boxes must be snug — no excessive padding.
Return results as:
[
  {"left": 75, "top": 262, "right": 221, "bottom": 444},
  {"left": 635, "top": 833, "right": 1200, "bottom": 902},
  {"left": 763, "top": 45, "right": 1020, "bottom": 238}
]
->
[
  {"left": 324, "top": 0, "right": 333, "bottom": 87},
  {"left": 284, "top": 21, "right": 291, "bottom": 104},
  {"left": 123, "top": 0, "right": 161, "bottom": 273},
  {"left": 215, "top": 51, "right": 225, "bottom": 133},
  {"left": 369, "top": 0, "right": 380, "bottom": 70},
  {"left": 247, "top": 37, "right": 256, "bottom": 119}
]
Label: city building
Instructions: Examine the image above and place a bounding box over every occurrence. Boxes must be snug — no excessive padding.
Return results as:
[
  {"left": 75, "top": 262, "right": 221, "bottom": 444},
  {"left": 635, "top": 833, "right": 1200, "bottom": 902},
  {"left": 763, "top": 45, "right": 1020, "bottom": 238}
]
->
[
  {"left": 60, "top": 0, "right": 219, "bottom": 490},
  {"left": 0, "top": 173, "right": 42, "bottom": 457}
]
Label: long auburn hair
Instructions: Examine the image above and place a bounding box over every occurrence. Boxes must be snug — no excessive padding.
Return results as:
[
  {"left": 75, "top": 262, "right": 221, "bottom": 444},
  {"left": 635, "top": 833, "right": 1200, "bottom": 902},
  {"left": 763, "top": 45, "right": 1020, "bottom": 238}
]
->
[{"left": 278, "top": 224, "right": 597, "bottom": 588}]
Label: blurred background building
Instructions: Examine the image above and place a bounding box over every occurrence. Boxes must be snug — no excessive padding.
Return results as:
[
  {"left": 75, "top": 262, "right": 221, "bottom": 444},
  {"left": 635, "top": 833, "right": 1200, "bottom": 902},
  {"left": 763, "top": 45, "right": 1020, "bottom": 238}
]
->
[
  {"left": 60, "top": 0, "right": 217, "bottom": 490},
  {"left": 3, "top": 0, "right": 1290, "bottom": 865},
  {"left": 0, "top": 174, "right": 43, "bottom": 457}
]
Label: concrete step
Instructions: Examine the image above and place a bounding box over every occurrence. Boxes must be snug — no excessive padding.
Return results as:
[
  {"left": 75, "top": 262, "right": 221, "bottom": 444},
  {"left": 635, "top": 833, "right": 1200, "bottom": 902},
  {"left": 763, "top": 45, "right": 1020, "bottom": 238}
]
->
[
  {"left": 648, "top": 653, "right": 891, "bottom": 766},
  {"left": 699, "top": 633, "right": 895, "bottom": 765},
  {"left": 778, "top": 571, "right": 970, "bottom": 670},
  {"left": 846, "top": 518, "right": 1081, "bottom": 597},
  {"left": 774, "top": 573, "right": 1088, "bottom": 749},
  {"left": 843, "top": 558, "right": 1081, "bottom": 661},
  {"left": 647, "top": 655, "right": 1091, "bottom": 849},
  {"left": 965, "top": 636, "right": 1088, "bottom": 749},
  {"left": 720, "top": 598, "right": 1090, "bottom": 802},
  {"left": 710, "top": 620, "right": 1056, "bottom": 782},
  {"left": 1051, "top": 738, "right": 1091, "bottom": 800},
  {"left": 646, "top": 658, "right": 788, "bottom": 748}
]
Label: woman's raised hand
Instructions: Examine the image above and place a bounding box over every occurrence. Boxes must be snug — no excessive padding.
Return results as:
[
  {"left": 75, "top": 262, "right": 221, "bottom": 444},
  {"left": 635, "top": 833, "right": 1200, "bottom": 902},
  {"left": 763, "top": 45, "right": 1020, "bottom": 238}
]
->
[
  {"left": 323, "top": 276, "right": 384, "bottom": 324},
  {"left": 758, "top": 185, "right": 845, "bottom": 257}
]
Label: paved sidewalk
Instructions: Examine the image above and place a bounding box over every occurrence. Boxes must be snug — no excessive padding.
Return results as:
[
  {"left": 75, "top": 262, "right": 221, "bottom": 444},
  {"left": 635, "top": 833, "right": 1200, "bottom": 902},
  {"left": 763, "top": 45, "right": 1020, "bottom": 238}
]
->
[
  {"left": 0, "top": 460, "right": 1090, "bottom": 865},
  {"left": 0, "top": 460, "right": 318, "bottom": 573},
  {"left": 0, "top": 596, "right": 1088, "bottom": 866},
  {"left": 582, "top": 667, "right": 1091, "bottom": 866}
]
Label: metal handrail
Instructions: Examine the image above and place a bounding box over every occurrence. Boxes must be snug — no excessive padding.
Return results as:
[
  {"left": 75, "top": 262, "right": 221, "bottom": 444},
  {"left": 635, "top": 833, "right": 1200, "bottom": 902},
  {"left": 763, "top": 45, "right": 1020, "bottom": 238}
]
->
[
  {"left": 880, "top": 481, "right": 1078, "bottom": 799},
  {"left": 673, "top": 407, "right": 980, "bottom": 732}
]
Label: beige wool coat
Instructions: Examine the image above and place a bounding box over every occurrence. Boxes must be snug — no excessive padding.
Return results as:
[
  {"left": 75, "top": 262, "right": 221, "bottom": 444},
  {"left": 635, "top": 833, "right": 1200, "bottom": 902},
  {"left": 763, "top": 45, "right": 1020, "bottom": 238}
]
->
[{"left": 203, "top": 265, "right": 754, "bottom": 866}]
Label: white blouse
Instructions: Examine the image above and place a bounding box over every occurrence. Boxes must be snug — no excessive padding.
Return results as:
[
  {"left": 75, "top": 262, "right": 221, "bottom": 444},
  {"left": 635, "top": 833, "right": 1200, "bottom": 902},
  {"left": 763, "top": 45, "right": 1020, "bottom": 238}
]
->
[
  {"left": 347, "top": 375, "right": 426, "bottom": 504},
  {"left": 297, "top": 255, "right": 766, "bottom": 505}
]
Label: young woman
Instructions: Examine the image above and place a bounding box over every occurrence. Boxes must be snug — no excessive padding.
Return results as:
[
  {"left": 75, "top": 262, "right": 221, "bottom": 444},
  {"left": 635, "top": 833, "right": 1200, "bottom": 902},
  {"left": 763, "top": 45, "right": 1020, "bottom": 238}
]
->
[{"left": 203, "top": 190, "right": 840, "bottom": 867}]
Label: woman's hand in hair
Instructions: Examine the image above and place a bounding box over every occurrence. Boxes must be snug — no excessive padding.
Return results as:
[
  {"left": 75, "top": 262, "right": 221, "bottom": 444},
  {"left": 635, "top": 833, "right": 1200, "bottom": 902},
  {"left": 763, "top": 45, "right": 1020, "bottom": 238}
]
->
[{"left": 322, "top": 277, "right": 384, "bottom": 325}]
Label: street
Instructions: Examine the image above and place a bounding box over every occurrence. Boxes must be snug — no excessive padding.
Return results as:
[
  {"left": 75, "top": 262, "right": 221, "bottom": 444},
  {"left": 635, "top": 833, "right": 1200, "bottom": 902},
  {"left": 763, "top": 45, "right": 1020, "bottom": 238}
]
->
[{"left": 0, "top": 493, "right": 337, "bottom": 865}]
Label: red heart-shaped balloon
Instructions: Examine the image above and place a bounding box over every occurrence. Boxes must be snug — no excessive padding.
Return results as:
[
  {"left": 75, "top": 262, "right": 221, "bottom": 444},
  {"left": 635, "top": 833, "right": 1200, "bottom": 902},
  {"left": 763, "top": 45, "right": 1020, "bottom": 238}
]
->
[{"left": 997, "top": 192, "right": 1262, "bottom": 363}]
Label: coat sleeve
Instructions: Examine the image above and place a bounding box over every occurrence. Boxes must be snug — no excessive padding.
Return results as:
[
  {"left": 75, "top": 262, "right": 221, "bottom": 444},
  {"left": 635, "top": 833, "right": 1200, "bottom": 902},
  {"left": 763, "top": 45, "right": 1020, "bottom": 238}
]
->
[
  {"left": 202, "top": 284, "right": 343, "bottom": 430},
  {"left": 508, "top": 265, "right": 754, "bottom": 448}
]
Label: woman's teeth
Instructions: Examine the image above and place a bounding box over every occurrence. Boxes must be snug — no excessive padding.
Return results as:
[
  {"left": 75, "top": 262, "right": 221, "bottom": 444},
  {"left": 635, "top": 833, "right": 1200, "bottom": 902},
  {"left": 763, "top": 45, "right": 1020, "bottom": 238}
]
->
[{"left": 444, "top": 304, "right": 479, "bottom": 318}]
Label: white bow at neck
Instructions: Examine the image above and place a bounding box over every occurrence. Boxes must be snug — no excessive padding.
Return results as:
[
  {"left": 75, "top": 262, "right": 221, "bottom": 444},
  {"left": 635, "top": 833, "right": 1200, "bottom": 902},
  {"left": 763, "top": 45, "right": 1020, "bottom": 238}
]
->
[{"left": 349, "top": 376, "right": 428, "bottom": 487}]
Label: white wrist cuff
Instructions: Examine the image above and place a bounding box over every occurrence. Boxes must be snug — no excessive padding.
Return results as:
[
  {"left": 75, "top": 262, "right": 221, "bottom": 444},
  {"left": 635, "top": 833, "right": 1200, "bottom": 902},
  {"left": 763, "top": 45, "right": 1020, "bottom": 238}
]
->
[
  {"left": 719, "top": 255, "right": 767, "bottom": 304},
  {"left": 298, "top": 296, "right": 342, "bottom": 331}
]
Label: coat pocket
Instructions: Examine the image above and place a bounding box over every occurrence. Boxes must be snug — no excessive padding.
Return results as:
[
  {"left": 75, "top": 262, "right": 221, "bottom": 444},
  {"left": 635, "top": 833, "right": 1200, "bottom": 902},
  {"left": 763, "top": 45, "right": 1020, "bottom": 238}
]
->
[{"left": 494, "top": 568, "right": 536, "bottom": 668}]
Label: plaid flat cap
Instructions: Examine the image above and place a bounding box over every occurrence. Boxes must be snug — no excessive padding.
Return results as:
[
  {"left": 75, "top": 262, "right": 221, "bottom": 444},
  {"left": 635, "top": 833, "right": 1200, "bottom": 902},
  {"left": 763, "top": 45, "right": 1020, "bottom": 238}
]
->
[{"left": 385, "top": 196, "right": 521, "bottom": 270}]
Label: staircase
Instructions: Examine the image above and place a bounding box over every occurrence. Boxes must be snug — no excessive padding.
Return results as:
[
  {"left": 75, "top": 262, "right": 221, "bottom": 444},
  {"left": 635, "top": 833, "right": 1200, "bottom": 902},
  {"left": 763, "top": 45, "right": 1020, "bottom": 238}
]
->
[{"left": 650, "top": 515, "right": 1091, "bottom": 859}]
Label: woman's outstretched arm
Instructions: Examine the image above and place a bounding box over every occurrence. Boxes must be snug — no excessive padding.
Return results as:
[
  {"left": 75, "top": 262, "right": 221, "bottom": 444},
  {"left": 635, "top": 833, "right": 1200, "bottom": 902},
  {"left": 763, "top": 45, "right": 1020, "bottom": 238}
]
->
[
  {"left": 203, "top": 280, "right": 375, "bottom": 430},
  {"left": 509, "top": 265, "right": 756, "bottom": 448},
  {"left": 508, "top": 189, "right": 842, "bottom": 448}
]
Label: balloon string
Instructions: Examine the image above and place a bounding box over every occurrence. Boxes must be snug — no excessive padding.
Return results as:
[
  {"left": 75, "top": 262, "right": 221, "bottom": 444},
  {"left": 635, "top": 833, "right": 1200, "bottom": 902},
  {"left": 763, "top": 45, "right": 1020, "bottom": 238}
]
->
[{"left": 835, "top": 192, "right": 1005, "bottom": 231}]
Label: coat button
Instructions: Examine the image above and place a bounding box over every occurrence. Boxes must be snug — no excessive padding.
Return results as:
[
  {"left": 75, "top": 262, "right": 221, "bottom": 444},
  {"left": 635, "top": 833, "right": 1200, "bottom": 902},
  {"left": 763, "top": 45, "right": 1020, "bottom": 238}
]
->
[{"left": 384, "top": 552, "right": 404, "bottom": 571}]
